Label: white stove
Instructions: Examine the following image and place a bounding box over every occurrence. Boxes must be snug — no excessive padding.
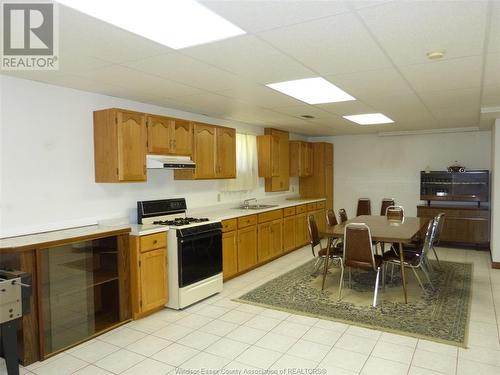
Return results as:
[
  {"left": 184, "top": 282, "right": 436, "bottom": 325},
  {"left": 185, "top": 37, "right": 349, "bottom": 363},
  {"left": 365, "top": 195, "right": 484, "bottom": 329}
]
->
[{"left": 137, "top": 198, "right": 223, "bottom": 309}]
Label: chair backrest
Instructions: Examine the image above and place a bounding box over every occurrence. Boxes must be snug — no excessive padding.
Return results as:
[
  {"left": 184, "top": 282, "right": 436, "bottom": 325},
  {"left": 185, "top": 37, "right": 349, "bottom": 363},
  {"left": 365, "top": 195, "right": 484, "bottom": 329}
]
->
[
  {"left": 307, "top": 214, "right": 321, "bottom": 256},
  {"left": 343, "top": 223, "right": 376, "bottom": 270},
  {"left": 338, "top": 208, "right": 348, "bottom": 223},
  {"left": 433, "top": 213, "right": 445, "bottom": 245},
  {"left": 326, "top": 209, "right": 338, "bottom": 227},
  {"left": 420, "top": 218, "right": 438, "bottom": 260},
  {"left": 386, "top": 205, "right": 404, "bottom": 221},
  {"left": 381, "top": 198, "right": 395, "bottom": 216},
  {"left": 356, "top": 198, "right": 371, "bottom": 216}
]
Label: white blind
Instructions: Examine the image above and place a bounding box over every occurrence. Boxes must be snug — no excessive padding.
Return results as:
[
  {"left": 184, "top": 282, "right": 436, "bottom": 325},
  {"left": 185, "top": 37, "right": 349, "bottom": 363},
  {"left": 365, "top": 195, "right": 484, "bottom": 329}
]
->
[{"left": 219, "top": 133, "right": 258, "bottom": 192}]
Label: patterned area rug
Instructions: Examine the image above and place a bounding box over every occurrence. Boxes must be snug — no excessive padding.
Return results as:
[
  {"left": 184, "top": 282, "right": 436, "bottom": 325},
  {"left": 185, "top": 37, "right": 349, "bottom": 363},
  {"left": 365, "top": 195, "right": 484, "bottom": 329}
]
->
[{"left": 235, "top": 259, "right": 472, "bottom": 347}]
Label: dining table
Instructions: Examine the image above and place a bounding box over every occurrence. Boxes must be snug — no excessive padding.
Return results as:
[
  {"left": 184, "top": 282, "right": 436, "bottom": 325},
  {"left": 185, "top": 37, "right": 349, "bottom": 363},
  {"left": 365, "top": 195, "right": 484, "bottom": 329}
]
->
[{"left": 320, "top": 215, "right": 429, "bottom": 303}]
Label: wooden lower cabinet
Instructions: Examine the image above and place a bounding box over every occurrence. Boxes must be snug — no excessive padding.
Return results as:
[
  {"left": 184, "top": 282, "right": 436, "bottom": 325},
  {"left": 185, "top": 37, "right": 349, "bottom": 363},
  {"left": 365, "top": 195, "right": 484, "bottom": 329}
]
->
[
  {"left": 258, "top": 219, "right": 283, "bottom": 262},
  {"left": 295, "top": 213, "right": 309, "bottom": 247},
  {"left": 417, "top": 205, "right": 490, "bottom": 248},
  {"left": 130, "top": 233, "right": 168, "bottom": 319},
  {"left": 283, "top": 215, "right": 296, "bottom": 251},
  {"left": 222, "top": 231, "right": 238, "bottom": 279},
  {"left": 237, "top": 225, "right": 258, "bottom": 272}
]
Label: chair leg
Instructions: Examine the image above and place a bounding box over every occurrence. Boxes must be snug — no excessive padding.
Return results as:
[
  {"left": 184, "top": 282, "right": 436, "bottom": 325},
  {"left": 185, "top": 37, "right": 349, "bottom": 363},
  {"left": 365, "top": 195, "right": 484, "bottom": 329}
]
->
[
  {"left": 411, "top": 267, "right": 426, "bottom": 291},
  {"left": 338, "top": 261, "right": 344, "bottom": 301},
  {"left": 432, "top": 246, "right": 442, "bottom": 269},
  {"left": 382, "top": 264, "right": 386, "bottom": 290},
  {"left": 390, "top": 263, "right": 395, "bottom": 283},
  {"left": 373, "top": 267, "right": 381, "bottom": 307},
  {"left": 348, "top": 267, "right": 352, "bottom": 288},
  {"left": 321, "top": 256, "right": 330, "bottom": 291},
  {"left": 311, "top": 257, "right": 324, "bottom": 276},
  {"left": 420, "top": 264, "right": 434, "bottom": 290}
]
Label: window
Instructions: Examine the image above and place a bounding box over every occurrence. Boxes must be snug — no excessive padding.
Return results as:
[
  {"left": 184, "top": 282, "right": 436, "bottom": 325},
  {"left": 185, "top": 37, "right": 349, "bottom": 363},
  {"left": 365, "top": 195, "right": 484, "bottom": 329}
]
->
[{"left": 219, "top": 133, "right": 258, "bottom": 192}]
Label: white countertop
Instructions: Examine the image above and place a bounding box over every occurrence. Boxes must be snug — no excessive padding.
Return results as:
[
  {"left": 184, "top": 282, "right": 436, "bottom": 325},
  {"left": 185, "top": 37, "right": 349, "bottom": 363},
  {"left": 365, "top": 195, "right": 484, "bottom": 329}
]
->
[
  {"left": 129, "top": 224, "right": 169, "bottom": 236},
  {"left": 187, "top": 196, "right": 327, "bottom": 222}
]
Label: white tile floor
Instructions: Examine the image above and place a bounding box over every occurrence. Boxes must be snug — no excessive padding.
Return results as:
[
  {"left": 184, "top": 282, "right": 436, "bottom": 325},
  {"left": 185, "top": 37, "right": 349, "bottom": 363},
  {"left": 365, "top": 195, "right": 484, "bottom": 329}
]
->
[{"left": 2, "top": 245, "right": 500, "bottom": 375}]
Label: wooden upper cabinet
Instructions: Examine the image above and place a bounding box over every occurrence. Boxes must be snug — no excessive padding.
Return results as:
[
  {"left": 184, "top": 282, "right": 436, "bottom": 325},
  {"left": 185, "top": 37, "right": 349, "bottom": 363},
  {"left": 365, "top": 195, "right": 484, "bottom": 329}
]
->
[
  {"left": 258, "top": 129, "right": 289, "bottom": 192},
  {"left": 147, "top": 116, "right": 192, "bottom": 156},
  {"left": 216, "top": 126, "right": 236, "bottom": 178},
  {"left": 173, "top": 119, "right": 193, "bottom": 156},
  {"left": 147, "top": 115, "right": 173, "bottom": 155},
  {"left": 94, "top": 108, "right": 147, "bottom": 182},
  {"left": 175, "top": 123, "right": 236, "bottom": 180},
  {"left": 290, "top": 141, "right": 313, "bottom": 177},
  {"left": 193, "top": 123, "right": 217, "bottom": 179},
  {"left": 257, "top": 135, "right": 280, "bottom": 178}
]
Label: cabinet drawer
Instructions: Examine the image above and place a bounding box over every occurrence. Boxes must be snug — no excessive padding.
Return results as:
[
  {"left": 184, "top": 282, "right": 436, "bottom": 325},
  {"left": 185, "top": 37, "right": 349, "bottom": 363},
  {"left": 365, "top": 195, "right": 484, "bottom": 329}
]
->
[
  {"left": 316, "top": 201, "right": 326, "bottom": 209},
  {"left": 140, "top": 233, "right": 166, "bottom": 252},
  {"left": 296, "top": 204, "right": 307, "bottom": 214},
  {"left": 258, "top": 209, "right": 283, "bottom": 223},
  {"left": 307, "top": 203, "right": 317, "bottom": 211},
  {"left": 222, "top": 219, "right": 237, "bottom": 232},
  {"left": 283, "top": 207, "right": 296, "bottom": 217},
  {"left": 238, "top": 215, "right": 258, "bottom": 228}
]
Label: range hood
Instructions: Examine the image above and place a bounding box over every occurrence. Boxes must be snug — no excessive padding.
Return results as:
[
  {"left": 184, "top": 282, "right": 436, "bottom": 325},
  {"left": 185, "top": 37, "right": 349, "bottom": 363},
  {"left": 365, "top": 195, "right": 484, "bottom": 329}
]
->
[{"left": 146, "top": 155, "right": 195, "bottom": 169}]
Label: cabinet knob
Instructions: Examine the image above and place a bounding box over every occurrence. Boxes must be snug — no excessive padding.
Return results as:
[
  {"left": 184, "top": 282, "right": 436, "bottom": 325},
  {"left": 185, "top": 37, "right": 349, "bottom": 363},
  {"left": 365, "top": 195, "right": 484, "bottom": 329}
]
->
[{"left": 153, "top": 240, "right": 157, "bottom": 244}]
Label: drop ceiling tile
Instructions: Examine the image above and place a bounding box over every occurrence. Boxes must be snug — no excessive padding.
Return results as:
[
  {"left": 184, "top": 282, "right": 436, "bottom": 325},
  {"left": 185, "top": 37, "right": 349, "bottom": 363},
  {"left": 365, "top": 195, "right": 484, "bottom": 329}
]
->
[
  {"left": 258, "top": 12, "right": 392, "bottom": 76},
  {"left": 360, "top": 92, "right": 427, "bottom": 113},
  {"left": 316, "top": 100, "right": 376, "bottom": 116},
  {"left": 59, "top": 5, "right": 167, "bottom": 63},
  {"left": 182, "top": 35, "right": 315, "bottom": 84},
  {"left": 215, "top": 84, "right": 305, "bottom": 109},
  {"left": 430, "top": 105, "right": 479, "bottom": 127},
  {"left": 75, "top": 65, "right": 202, "bottom": 98},
  {"left": 399, "top": 56, "right": 483, "bottom": 93},
  {"left": 199, "top": 0, "right": 350, "bottom": 33},
  {"left": 273, "top": 104, "right": 335, "bottom": 121},
  {"left": 488, "top": 2, "right": 500, "bottom": 53},
  {"left": 418, "top": 87, "right": 480, "bottom": 110},
  {"left": 228, "top": 107, "right": 306, "bottom": 126},
  {"left": 325, "top": 68, "right": 414, "bottom": 101},
  {"left": 481, "top": 85, "right": 500, "bottom": 107},
  {"left": 124, "top": 53, "right": 247, "bottom": 92},
  {"left": 357, "top": 0, "right": 488, "bottom": 66},
  {"left": 484, "top": 53, "right": 500, "bottom": 87}
]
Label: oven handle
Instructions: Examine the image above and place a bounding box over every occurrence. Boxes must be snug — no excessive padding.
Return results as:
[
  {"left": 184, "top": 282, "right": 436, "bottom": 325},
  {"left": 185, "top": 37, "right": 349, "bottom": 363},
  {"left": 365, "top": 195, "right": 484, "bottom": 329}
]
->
[{"left": 178, "top": 228, "right": 222, "bottom": 242}]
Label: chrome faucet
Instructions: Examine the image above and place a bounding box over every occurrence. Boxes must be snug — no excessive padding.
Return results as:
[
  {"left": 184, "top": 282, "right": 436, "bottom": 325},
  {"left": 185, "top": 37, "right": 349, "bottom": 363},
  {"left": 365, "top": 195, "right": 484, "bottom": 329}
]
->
[{"left": 243, "top": 198, "right": 257, "bottom": 208}]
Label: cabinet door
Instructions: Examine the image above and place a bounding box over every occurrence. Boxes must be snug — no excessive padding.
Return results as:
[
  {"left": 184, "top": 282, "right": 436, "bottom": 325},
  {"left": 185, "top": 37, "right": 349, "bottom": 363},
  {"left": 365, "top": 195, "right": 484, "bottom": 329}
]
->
[
  {"left": 116, "top": 110, "right": 147, "bottom": 181},
  {"left": 295, "top": 213, "right": 309, "bottom": 247},
  {"left": 216, "top": 127, "right": 236, "bottom": 178},
  {"left": 173, "top": 119, "right": 193, "bottom": 156},
  {"left": 257, "top": 222, "right": 272, "bottom": 262},
  {"left": 283, "top": 216, "right": 296, "bottom": 251},
  {"left": 147, "top": 115, "right": 173, "bottom": 155},
  {"left": 305, "top": 142, "right": 314, "bottom": 176},
  {"left": 314, "top": 210, "right": 327, "bottom": 233},
  {"left": 139, "top": 248, "right": 167, "bottom": 313},
  {"left": 222, "top": 231, "right": 238, "bottom": 279},
  {"left": 271, "top": 219, "right": 283, "bottom": 256},
  {"left": 193, "top": 123, "right": 216, "bottom": 178},
  {"left": 238, "top": 226, "right": 258, "bottom": 272},
  {"left": 271, "top": 135, "right": 280, "bottom": 177}
]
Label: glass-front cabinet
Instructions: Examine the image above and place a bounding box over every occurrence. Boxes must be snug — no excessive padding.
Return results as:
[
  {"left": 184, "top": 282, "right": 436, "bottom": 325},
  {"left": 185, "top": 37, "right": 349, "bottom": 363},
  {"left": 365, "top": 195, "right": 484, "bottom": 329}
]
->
[
  {"left": 39, "top": 234, "right": 129, "bottom": 357},
  {"left": 420, "top": 170, "right": 489, "bottom": 205}
]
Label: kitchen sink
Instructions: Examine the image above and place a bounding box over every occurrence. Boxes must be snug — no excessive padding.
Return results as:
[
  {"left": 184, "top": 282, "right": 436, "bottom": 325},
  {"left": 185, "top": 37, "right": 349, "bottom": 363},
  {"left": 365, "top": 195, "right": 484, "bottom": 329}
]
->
[{"left": 234, "top": 204, "right": 279, "bottom": 210}]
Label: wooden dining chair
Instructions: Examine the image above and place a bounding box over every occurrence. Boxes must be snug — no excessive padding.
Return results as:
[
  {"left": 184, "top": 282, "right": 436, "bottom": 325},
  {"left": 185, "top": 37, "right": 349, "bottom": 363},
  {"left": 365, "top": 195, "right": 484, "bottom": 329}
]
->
[
  {"left": 380, "top": 198, "right": 395, "bottom": 216},
  {"left": 308, "top": 215, "right": 343, "bottom": 287},
  {"left": 340, "top": 223, "right": 384, "bottom": 306},
  {"left": 338, "top": 208, "right": 348, "bottom": 223},
  {"left": 356, "top": 198, "right": 371, "bottom": 216},
  {"left": 383, "top": 219, "right": 437, "bottom": 291}
]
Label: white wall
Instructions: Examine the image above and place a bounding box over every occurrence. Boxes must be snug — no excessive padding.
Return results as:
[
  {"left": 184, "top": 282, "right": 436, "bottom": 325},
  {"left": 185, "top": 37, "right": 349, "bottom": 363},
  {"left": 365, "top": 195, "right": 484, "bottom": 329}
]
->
[
  {"left": 491, "top": 120, "right": 500, "bottom": 263},
  {"left": 311, "top": 131, "right": 492, "bottom": 218},
  {"left": 0, "top": 76, "right": 301, "bottom": 237}
]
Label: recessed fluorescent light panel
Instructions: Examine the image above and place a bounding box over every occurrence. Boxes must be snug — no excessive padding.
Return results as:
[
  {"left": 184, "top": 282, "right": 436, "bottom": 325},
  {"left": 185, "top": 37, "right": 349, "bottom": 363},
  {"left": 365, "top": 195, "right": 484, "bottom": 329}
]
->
[
  {"left": 57, "top": 0, "right": 246, "bottom": 49},
  {"left": 343, "top": 113, "right": 394, "bottom": 125},
  {"left": 266, "top": 77, "right": 356, "bottom": 104}
]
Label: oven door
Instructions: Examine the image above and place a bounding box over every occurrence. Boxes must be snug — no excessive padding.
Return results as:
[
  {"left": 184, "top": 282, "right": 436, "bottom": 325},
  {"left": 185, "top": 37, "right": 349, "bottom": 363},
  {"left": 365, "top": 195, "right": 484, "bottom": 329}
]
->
[{"left": 177, "top": 229, "right": 222, "bottom": 287}]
